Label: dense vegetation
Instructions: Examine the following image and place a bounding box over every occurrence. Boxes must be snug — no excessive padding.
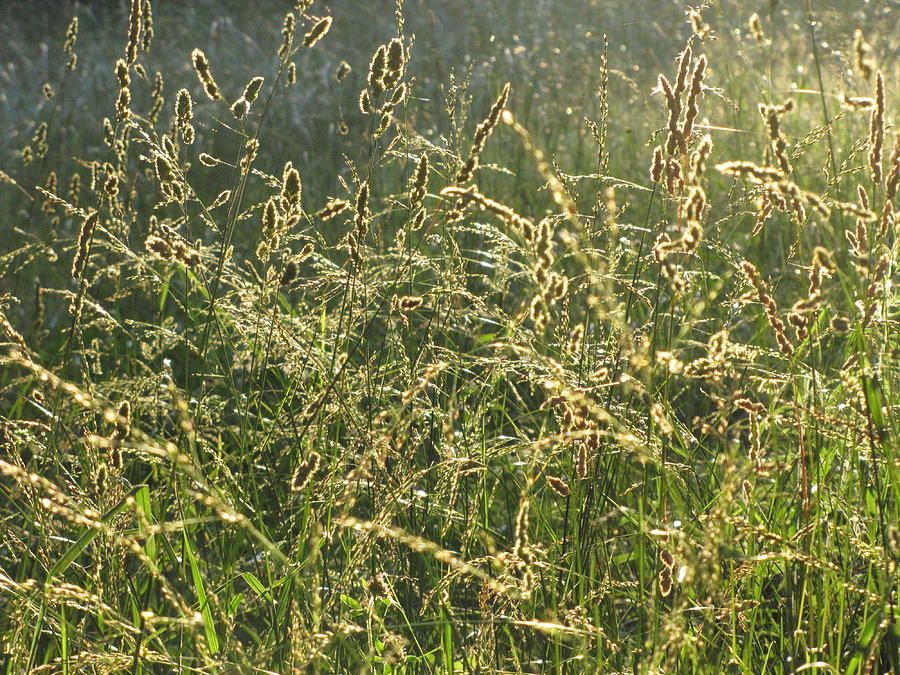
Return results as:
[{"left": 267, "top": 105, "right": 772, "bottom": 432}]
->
[{"left": 2, "top": 1, "right": 900, "bottom": 672}]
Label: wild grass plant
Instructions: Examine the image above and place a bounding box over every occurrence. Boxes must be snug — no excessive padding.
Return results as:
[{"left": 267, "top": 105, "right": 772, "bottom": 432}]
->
[{"left": 1, "top": 0, "right": 900, "bottom": 672}]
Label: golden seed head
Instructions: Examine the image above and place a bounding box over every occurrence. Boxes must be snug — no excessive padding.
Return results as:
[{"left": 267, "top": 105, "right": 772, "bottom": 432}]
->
[
  {"left": 281, "top": 165, "right": 302, "bottom": 214},
  {"left": 94, "top": 463, "right": 108, "bottom": 494},
  {"left": 125, "top": 0, "right": 142, "bottom": 65},
  {"left": 278, "top": 12, "right": 295, "bottom": 58},
  {"left": 314, "top": 198, "right": 348, "bottom": 221},
  {"left": 358, "top": 88, "right": 372, "bottom": 114},
  {"left": 280, "top": 259, "right": 299, "bottom": 286},
  {"left": 145, "top": 234, "right": 170, "bottom": 259},
  {"left": 115, "top": 59, "right": 130, "bottom": 89},
  {"left": 688, "top": 7, "right": 711, "bottom": 39},
  {"left": 650, "top": 146, "right": 665, "bottom": 183},
  {"left": 303, "top": 16, "right": 332, "bottom": 48},
  {"left": 335, "top": 61, "right": 351, "bottom": 82},
  {"left": 567, "top": 323, "right": 584, "bottom": 354},
  {"left": 175, "top": 88, "right": 193, "bottom": 128},
  {"left": 354, "top": 181, "right": 369, "bottom": 227},
  {"left": 33, "top": 122, "right": 48, "bottom": 145},
  {"left": 262, "top": 198, "right": 280, "bottom": 236},
  {"left": 868, "top": 70, "right": 885, "bottom": 184},
  {"left": 64, "top": 16, "right": 78, "bottom": 56},
  {"left": 154, "top": 154, "right": 173, "bottom": 183},
  {"left": 104, "top": 171, "right": 120, "bottom": 198},
  {"left": 673, "top": 45, "right": 692, "bottom": 99},
  {"left": 191, "top": 48, "right": 221, "bottom": 100},
  {"left": 748, "top": 13, "right": 764, "bottom": 41},
  {"left": 242, "top": 76, "right": 264, "bottom": 105},
  {"left": 112, "top": 400, "right": 131, "bottom": 440},
  {"left": 141, "top": 0, "right": 154, "bottom": 51},
  {"left": 390, "top": 82, "right": 407, "bottom": 105},
  {"left": 410, "top": 154, "right": 429, "bottom": 208},
  {"left": 368, "top": 44, "right": 387, "bottom": 96},
  {"left": 399, "top": 296, "right": 423, "bottom": 311},
  {"left": 546, "top": 475, "right": 570, "bottom": 498},
  {"left": 291, "top": 451, "right": 321, "bottom": 491},
  {"left": 681, "top": 55, "right": 707, "bottom": 141},
  {"left": 231, "top": 98, "right": 250, "bottom": 120},
  {"left": 72, "top": 210, "right": 99, "bottom": 279},
  {"left": 369, "top": 573, "right": 390, "bottom": 598},
  {"left": 839, "top": 94, "right": 874, "bottom": 111},
  {"left": 853, "top": 29, "right": 875, "bottom": 81}
]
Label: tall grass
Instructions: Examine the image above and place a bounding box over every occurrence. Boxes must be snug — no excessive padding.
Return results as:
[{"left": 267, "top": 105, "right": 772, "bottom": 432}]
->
[{"left": 1, "top": 1, "right": 900, "bottom": 672}]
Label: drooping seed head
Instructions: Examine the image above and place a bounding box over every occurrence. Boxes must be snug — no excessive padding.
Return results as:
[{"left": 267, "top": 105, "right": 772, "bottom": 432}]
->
[
  {"left": 303, "top": 16, "right": 332, "bottom": 48},
  {"left": 242, "top": 76, "right": 264, "bottom": 105}
]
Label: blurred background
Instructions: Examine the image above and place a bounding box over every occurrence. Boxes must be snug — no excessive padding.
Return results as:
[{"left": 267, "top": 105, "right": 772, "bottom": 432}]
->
[
  {"left": 0, "top": 0, "right": 897, "bottom": 292},
  {"left": 3, "top": 1, "right": 895, "bottom": 184}
]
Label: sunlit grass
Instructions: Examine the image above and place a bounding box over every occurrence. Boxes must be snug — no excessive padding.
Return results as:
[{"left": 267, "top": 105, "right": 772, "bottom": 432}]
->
[{"left": 1, "top": 1, "right": 900, "bottom": 673}]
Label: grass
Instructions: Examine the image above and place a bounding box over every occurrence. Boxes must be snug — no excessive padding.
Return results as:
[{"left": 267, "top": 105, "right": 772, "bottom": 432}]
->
[{"left": 1, "top": 0, "right": 900, "bottom": 672}]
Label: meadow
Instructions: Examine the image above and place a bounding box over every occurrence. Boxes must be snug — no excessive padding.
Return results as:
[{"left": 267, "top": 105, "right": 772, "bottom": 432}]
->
[{"left": 1, "top": 0, "right": 900, "bottom": 672}]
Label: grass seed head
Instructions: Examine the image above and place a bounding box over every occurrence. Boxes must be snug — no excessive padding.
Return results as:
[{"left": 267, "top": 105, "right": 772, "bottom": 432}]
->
[
  {"left": 291, "top": 452, "right": 321, "bottom": 491},
  {"left": 303, "top": 16, "right": 333, "bottom": 48},
  {"left": 281, "top": 164, "right": 302, "bottom": 215},
  {"left": 64, "top": 15, "right": 78, "bottom": 68},
  {"left": 748, "top": 13, "right": 764, "bottom": 42},
  {"left": 126, "top": 0, "right": 142, "bottom": 65},
  {"left": 191, "top": 48, "right": 221, "bottom": 100},
  {"left": 853, "top": 29, "right": 875, "bottom": 80},
  {"left": 72, "top": 210, "right": 99, "bottom": 280},
  {"left": 279, "top": 12, "right": 295, "bottom": 57},
  {"left": 280, "top": 259, "right": 299, "bottom": 286},
  {"left": 368, "top": 44, "right": 388, "bottom": 96},
  {"left": 546, "top": 475, "right": 570, "bottom": 498},
  {"left": 868, "top": 70, "right": 884, "bottom": 184},
  {"left": 651, "top": 146, "right": 665, "bottom": 183},
  {"left": 335, "top": 61, "right": 351, "bottom": 82}
]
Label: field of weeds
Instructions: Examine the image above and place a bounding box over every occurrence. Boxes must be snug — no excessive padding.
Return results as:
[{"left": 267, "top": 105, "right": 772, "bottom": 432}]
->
[{"left": 2, "top": 1, "right": 900, "bottom": 672}]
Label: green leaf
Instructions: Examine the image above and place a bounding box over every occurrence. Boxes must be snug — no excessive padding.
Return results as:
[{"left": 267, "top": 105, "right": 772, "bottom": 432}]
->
[
  {"left": 182, "top": 530, "right": 220, "bottom": 655},
  {"left": 133, "top": 484, "right": 156, "bottom": 562},
  {"left": 241, "top": 572, "right": 273, "bottom": 602},
  {"left": 48, "top": 484, "right": 146, "bottom": 581},
  {"left": 861, "top": 374, "right": 888, "bottom": 443}
]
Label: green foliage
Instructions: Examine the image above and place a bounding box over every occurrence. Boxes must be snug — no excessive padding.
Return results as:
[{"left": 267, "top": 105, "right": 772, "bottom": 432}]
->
[{"left": 2, "top": 1, "right": 900, "bottom": 673}]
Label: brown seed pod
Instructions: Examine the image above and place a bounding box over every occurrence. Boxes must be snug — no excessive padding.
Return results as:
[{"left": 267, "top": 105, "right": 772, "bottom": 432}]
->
[
  {"left": 398, "top": 296, "right": 423, "bottom": 311},
  {"left": 546, "top": 475, "right": 570, "bottom": 498},
  {"left": 291, "top": 451, "right": 321, "bottom": 491}
]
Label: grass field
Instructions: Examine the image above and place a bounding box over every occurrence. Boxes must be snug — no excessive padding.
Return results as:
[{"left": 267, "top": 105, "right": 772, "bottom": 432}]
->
[{"left": 2, "top": 0, "right": 900, "bottom": 672}]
